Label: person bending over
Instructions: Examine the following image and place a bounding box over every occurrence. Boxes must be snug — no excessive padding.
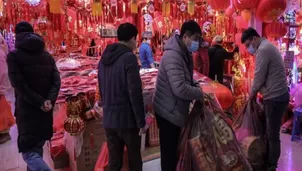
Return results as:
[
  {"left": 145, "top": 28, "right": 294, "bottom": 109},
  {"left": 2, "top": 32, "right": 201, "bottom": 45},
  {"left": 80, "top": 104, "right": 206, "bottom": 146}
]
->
[{"left": 241, "top": 27, "right": 289, "bottom": 171}]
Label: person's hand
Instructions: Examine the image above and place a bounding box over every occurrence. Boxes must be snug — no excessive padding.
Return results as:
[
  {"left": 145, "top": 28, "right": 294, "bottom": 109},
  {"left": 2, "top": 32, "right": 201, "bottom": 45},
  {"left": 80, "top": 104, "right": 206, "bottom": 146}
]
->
[
  {"left": 139, "top": 124, "right": 149, "bottom": 136},
  {"left": 41, "top": 100, "right": 53, "bottom": 112}
]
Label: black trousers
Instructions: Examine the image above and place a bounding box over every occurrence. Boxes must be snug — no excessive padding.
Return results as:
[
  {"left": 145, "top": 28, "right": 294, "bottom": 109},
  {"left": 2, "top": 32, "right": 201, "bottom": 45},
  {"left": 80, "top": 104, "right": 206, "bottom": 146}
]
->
[
  {"left": 156, "top": 115, "right": 181, "bottom": 171},
  {"left": 263, "top": 93, "right": 289, "bottom": 168},
  {"left": 105, "top": 128, "right": 142, "bottom": 171}
]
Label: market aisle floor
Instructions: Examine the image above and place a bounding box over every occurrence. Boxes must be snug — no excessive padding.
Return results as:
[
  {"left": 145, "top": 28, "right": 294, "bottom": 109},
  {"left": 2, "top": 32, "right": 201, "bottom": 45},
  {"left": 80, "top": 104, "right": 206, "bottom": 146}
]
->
[{"left": 0, "top": 126, "right": 302, "bottom": 171}]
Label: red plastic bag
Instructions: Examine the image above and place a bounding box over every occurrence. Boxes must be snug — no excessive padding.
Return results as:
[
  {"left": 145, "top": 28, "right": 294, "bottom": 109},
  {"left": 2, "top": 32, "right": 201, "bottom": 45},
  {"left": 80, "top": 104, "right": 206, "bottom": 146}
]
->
[
  {"left": 177, "top": 94, "right": 252, "bottom": 171},
  {"left": 0, "top": 95, "right": 15, "bottom": 132},
  {"left": 94, "top": 142, "right": 129, "bottom": 171}
]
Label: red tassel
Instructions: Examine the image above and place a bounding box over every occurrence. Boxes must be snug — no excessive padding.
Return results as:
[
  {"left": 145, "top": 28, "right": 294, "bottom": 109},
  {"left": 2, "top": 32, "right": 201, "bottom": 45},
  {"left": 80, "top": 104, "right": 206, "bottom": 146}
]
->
[
  {"left": 124, "top": 0, "right": 130, "bottom": 15},
  {"left": 117, "top": 1, "right": 123, "bottom": 19}
]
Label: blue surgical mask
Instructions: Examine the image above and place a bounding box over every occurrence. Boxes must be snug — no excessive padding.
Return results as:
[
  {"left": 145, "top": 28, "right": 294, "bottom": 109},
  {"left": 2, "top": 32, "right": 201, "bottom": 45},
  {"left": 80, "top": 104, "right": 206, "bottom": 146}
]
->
[
  {"left": 247, "top": 44, "right": 256, "bottom": 55},
  {"left": 189, "top": 40, "right": 199, "bottom": 52}
]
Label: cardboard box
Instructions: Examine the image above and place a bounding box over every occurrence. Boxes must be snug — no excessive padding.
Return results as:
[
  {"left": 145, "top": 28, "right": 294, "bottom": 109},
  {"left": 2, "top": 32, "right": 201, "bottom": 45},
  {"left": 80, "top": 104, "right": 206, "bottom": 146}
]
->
[{"left": 66, "top": 119, "right": 107, "bottom": 171}]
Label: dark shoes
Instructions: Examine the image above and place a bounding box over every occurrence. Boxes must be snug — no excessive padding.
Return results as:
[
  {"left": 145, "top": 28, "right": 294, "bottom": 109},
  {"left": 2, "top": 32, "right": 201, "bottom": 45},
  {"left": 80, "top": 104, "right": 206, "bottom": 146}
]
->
[{"left": 0, "top": 133, "right": 11, "bottom": 144}]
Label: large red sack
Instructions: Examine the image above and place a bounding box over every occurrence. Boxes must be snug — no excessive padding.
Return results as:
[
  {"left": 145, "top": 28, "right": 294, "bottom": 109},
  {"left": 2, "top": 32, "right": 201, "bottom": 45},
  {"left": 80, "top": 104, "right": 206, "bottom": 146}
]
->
[
  {"left": 232, "top": 100, "right": 266, "bottom": 169},
  {"left": 177, "top": 94, "right": 252, "bottom": 171}
]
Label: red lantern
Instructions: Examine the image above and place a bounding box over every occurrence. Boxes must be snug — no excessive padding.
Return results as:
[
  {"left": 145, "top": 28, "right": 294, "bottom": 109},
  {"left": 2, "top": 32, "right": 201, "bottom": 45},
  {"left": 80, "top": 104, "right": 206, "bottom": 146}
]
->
[
  {"left": 256, "top": 0, "right": 287, "bottom": 23},
  {"left": 64, "top": 96, "right": 85, "bottom": 136},
  {"left": 207, "top": 0, "right": 230, "bottom": 11},
  {"left": 241, "top": 9, "right": 251, "bottom": 22},
  {"left": 233, "top": 0, "right": 260, "bottom": 10},
  {"left": 264, "top": 22, "right": 287, "bottom": 39}
]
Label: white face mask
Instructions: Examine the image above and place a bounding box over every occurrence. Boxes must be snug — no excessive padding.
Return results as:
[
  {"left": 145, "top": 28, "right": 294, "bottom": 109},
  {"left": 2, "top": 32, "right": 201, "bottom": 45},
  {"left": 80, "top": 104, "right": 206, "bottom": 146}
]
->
[{"left": 247, "top": 44, "right": 256, "bottom": 55}]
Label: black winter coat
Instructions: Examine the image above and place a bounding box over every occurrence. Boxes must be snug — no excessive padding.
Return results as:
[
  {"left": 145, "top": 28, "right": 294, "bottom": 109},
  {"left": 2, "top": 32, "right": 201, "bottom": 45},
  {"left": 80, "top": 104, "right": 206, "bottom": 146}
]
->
[
  {"left": 208, "top": 44, "right": 235, "bottom": 84},
  {"left": 7, "top": 33, "right": 61, "bottom": 152},
  {"left": 98, "top": 43, "right": 145, "bottom": 128}
]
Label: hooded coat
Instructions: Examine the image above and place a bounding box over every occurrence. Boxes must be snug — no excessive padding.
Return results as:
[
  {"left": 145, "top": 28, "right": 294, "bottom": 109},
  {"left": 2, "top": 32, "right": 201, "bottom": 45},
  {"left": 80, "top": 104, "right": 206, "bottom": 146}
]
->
[
  {"left": 98, "top": 43, "right": 145, "bottom": 128},
  {"left": 7, "top": 32, "right": 61, "bottom": 152},
  {"left": 153, "top": 35, "right": 203, "bottom": 127}
]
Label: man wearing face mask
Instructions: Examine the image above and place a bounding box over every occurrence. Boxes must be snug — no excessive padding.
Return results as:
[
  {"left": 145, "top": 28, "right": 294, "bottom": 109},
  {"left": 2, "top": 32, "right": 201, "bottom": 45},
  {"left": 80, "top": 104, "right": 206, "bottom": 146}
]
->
[
  {"left": 193, "top": 38, "right": 210, "bottom": 75},
  {"left": 208, "top": 35, "right": 239, "bottom": 84},
  {"left": 241, "top": 27, "right": 289, "bottom": 171},
  {"left": 153, "top": 20, "right": 204, "bottom": 171},
  {"left": 139, "top": 37, "right": 154, "bottom": 68}
]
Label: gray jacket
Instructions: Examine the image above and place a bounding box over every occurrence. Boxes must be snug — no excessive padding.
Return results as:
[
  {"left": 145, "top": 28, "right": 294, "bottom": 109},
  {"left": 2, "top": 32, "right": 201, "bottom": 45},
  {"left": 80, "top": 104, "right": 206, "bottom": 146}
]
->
[
  {"left": 153, "top": 35, "right": 203, "bottom": 127},
  {"left": 251, "top": 39, "right": 288, "bottom": 100}
]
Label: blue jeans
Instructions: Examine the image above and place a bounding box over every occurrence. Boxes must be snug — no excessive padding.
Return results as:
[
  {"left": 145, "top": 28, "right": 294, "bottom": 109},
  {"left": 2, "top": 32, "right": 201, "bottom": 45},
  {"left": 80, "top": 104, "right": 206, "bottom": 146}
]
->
[{"left": 22, "top": 141, "right": 51, "bottom": 171}]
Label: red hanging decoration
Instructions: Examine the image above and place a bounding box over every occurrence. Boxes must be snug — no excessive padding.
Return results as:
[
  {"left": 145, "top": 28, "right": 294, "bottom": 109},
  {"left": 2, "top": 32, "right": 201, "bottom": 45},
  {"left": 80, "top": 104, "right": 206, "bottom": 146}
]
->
[
  {"left": 264, "top": 21, "right": 287, "bottom": 39},
  {"left": 207, "top": 0, "right": 230, "bottom": 12},
  {"left": 256, "top": 0, "right": 287, "bottom": 23},
  {"left": 232, "top": 0, "right": 260, "bottom": 10}
]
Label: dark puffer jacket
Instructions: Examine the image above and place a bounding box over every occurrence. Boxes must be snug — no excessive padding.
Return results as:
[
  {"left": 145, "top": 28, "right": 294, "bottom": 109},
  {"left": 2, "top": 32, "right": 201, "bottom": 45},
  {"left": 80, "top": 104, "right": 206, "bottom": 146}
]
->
[
  {"left": 7, "top": 33, "right": 61, "bottom": 152},
  {"left": 98, "top": 43, "right": 145, "bottom": 128},
  {"left": 153, "top": 35, "right": 203, "bottom": 127}
]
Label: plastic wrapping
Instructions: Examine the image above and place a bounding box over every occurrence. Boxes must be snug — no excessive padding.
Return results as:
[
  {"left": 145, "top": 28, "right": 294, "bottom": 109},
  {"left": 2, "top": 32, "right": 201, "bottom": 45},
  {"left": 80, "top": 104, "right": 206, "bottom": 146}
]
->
[
  {"left": 177, "top": 94, "right": 252, "bottom": 171},
  {"left": 56, "top": 58, "right": 81, "bottom": 70},
  {"left": 232, "top": 100, "right": 265, "bottom": 141},
  {"left": 232, "top": 100, "right": 266, "bottom": 169}
]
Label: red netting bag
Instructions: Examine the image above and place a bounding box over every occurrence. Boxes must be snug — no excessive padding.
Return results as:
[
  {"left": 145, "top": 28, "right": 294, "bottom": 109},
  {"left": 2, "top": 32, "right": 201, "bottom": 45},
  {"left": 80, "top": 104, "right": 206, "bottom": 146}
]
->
[
  {"left": 177, "top": 94, "right": 252, "bottom": 171},
  {"left": 232, "top": 100, "right": 266, "bottom": 169}
]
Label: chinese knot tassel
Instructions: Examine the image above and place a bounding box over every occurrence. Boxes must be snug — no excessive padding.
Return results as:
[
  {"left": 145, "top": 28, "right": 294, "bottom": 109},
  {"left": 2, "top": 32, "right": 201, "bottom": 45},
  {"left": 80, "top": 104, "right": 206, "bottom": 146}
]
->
[
  {"left": 49, "top": 0, "right": 61, "bottom": 14},
  {"left": 188, "top": 0, "right": 195, "bottom": 16},
  {"left": 162, "top": 1, "right": 171, "bottom": 17},
  {"left": 131, "top": 0, "right": 138, "bottom": 14},
  {"left": 92, "top": 0, "right": 102, "bottom": 16}
]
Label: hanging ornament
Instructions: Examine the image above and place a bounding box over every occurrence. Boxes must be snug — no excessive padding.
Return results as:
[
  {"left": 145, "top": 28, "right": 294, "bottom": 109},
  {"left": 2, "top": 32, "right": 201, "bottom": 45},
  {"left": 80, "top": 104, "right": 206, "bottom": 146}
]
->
[
  {"left": 148, "top": 4, "right": 155, "bottom": 13},
  {"left": 264, "top": 21, "right": 287, "bottom": 39},
  {"left": 256, "top": 0, "right": 287, "bottom": 23},
  {"left": 188, "top": 0, "right": 195, "bottom": 16},
  {"left": 207, "top": 0, "right": 230, "bottom": 12},
  {"left": 111, "top": 0, "right": 117, "bottom": 7},
  {"left": 241, "top": 9, "right": 251, "bottom": 22},
  {"left": 162, "top": 1, "right": 171, "bottom": 17},
  {"left": 92, "top": 0, "right": 102, "bottom": 16},
  {"left": 25, "top": 0, "right": 41, "bottom": 6},
  {"left": 131, "top": 0, "right": 138, "bottom": 14},
  {"left": 49, "top": 0, "right": 61, "bottom": 14},
  {"left": 180, "top": 2, "right": 186, "bottom": 12}
]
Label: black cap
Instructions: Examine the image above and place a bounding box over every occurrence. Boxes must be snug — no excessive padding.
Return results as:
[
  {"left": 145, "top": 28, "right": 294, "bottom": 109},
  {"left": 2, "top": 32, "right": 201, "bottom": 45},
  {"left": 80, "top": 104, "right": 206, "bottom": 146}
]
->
[{"left": 15, "top": 21, "right": 34, "bottom": 35}]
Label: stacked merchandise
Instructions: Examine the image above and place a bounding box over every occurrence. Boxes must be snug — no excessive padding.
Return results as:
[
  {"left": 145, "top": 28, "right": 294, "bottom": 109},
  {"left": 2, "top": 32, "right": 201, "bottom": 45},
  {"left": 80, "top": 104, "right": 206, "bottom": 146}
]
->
[{"left": 49, "top": 56, "right": 100, "bottom": 169}]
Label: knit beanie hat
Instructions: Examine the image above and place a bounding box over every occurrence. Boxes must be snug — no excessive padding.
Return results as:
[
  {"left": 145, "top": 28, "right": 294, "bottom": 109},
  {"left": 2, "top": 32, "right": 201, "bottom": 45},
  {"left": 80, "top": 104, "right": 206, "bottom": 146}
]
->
[{"left": 15, "top": 21, "right": 34, "bottom": 35}]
